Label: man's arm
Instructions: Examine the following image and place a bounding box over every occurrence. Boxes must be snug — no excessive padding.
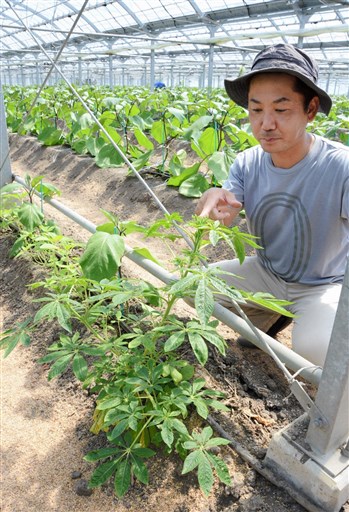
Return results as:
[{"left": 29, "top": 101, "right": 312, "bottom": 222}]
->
[{"left": 195, "top": 188, "right": 242, "bottom": 227}]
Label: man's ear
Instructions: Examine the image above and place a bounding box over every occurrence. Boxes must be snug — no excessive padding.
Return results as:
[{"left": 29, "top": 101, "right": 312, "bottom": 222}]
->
[{"left": 307, "top": 96, "right": 320, "bottom": 121}]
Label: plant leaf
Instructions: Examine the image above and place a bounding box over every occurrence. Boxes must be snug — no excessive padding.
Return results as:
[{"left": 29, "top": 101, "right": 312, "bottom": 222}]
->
[
  {"left": 164, "top": 331, "right": 186, "bottom": 352},
  {"left": 182, "top": 450, "right": 200, "bottom": 474},
  {"left": 114, "top": 459, "right": 131, "bottom": 497},
  {"left": 72, "top": 353, "right": 88, "bottom": 381},
  {"left": 195, "top": 279, "right": 214, "bottom": 325},
  {"left": 80, "top": 231, "right": 125, "bottom": 282},
  {"left": 206, "top": 452, "right": 232, "bottom": 485},
  {"left": 197, "top": 452, "right": 214, "bottom": 496},
  {"left": 47, "top": 353, "right": 73, "bottom": 380},
  {"left": 188, "top": 331, "right": 208, "bottom": 366},
  {"left": 132, "top": 457, "right": 149, "bottom": 485},
  {"left": 89, "top": 460, "right": 118, "bottom": 488},
  {"left": 17, "top": 203, "right": 44, "bottom": 231}
]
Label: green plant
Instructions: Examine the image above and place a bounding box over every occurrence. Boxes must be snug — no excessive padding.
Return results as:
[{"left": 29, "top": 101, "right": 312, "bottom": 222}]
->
[{"left": 0, "top": 185, "right": 293, "bottom": 497}]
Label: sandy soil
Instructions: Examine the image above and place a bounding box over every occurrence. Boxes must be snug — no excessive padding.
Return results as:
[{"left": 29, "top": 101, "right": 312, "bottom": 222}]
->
[{"left": 1, "top": 134, "right": 348, "bottom": 512}]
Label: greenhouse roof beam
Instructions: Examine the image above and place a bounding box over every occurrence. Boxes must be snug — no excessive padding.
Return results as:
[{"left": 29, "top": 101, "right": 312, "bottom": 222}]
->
[
  {"left": 117, "top": 0, "right": 149, "bottom": 33},
  {"left": 1, "top": 0, "right": 343, "bottom": 52},
  {"left": 6, "top": 0, "right": 51, "bottom": 25},
  {"left": 64, "top": 1, "right": 99, "bottom": 34}
]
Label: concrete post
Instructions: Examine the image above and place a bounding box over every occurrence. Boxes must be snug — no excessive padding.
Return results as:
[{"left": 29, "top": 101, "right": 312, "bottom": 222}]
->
[
  {"left": 264, "top": 259, "right": 349, "bottom": 512},
  {"left": 306, "top": 258, "right": 349, "bottom": 454},
  {"left": 0, "top": 81, "right": 12, "bottom": 188}
]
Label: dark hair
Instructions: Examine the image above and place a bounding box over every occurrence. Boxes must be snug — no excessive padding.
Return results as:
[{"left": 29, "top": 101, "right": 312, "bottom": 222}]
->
[
  {"left": 246, "top": 74, "right": 318, "bottom": 112},
  {"left": 292, "top": 77, "right": 318, "bottom": 112}
]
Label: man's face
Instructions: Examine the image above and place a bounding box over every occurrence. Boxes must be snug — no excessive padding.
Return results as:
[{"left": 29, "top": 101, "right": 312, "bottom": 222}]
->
[{"left": 247, "top": 73, "right": 315, "bottom": 165}]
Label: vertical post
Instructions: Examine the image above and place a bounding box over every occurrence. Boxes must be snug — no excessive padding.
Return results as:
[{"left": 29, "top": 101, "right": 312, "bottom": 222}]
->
[
  {"left": 207, "top": 27, "right": 216, "bottom": 91},
  {"left": 306, "top": 258, "right": 349, "bottom": 455},
  {"left": 108, "top": 45, "right": 114, "bottom": 87},
  {"left": 326, "top": 63, "right": 333, "bottom": 94},
  {"left": 0, "top": 80, "right": 12, "bottom": 187},
  {"left": 170, "top": 65, "right": 174, "bottom": 87},
  {"left": 201, "top": 63, "right": 206, "bottom": 88},
  {"left": 78, "top": 56, "right": 82, "bottom": 85},
  {"left": 150, "top": 41, "right": 155, "bottom": 91}
]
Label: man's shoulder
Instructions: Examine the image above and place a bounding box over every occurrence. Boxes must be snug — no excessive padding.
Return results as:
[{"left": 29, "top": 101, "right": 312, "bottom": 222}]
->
[
  {"left": 315, "top": 134, "right": 349, "bottom": 154},
  {"left": 237, "top": 144, "right": 264, "bottom": 162}
]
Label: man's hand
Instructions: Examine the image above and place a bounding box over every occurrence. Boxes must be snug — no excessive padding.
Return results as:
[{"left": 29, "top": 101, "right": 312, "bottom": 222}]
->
[{"left": 195, "top": 188, "right": 242, "bottom": 226}]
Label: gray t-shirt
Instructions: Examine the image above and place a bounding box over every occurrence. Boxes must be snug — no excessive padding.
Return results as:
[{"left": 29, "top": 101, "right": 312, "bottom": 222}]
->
[{"left": 223, "top": 135, "right": 349, "bottom": 284}]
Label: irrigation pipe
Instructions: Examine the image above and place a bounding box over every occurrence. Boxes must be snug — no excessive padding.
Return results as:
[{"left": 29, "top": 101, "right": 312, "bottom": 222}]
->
[{"left": 13, "top": 173, "right": 322, "bottom": 387}]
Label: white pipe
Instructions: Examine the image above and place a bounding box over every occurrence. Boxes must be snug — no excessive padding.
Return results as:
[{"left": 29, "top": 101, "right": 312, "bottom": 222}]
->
[{"left": 13, "top": 174, "right": 323, "bottom": 386}]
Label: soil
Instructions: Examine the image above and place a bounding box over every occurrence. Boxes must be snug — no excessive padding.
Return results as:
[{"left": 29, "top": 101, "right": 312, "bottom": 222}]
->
[{"left": 1, "top": 135, "right": 348, "bottom": 512}]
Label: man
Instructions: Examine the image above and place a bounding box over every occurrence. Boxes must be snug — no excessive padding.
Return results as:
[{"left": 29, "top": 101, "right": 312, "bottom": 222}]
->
[{"left": 196, "top": 44, "right": 349, "bottom": 367}]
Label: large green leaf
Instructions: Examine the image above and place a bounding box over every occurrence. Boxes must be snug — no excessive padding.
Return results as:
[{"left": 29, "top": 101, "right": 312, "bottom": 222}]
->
[
  {"left": 150, "top": 120, "right": 166, "bottom": 144},
  {"left": 37, "top": 126, "right": 64, "bottom": 146},
  {"left": 86, "top": 136, "right": 105, "bottom": 156},
  {"left": 167, "top": 107, "right": 185, "bottom": 123},
  {"left": 17, "top": 203, "right": 44, "bottom": 231},
  {"left": 197, "top": 127, "right": 218, "bottom": 156},
  {"left": 80, "top": 231, "right": 125, "bottom": 281},
  {"left": 134, "top": 128, "right": 154, "bottom": 150},
  {"left": 167, "top": 162, "right": 200, "bottom": 187},
  {"left": 95, "top": 143, "right": 125, "bottom": 168},
  {"left": 178, "top": 174, "right": 210, "bottom": 198},
  {"left": 183, "top": 115, "right": 212, "bottom": 141},
  {"left": 207, "top": 151, "right": 230, "bottom": 184}
]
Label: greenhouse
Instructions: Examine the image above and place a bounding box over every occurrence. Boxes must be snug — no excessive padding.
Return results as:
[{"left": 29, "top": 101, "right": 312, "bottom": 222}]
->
[
  {"left": 1, "top": 2, "right": 348, "bottom": 512},
  {"left": 1, "top": 0, "right": 349, "bottom": 93}
]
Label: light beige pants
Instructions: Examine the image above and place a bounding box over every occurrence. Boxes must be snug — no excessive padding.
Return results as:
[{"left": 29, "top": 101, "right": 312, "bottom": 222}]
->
[{"left": 212, "top": 256, "right": 342, "bottom": 367}]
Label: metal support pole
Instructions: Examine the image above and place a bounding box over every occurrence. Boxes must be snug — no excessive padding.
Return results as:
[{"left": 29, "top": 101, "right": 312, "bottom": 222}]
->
[
  {"left": 0, "top": 81, "right": 12, "bottom": 188},
  {"left": 306, "top": 258, "right": 349, "bottom": 454},
  {"left": 150, "top": 42, "right": 155, "bottom": 91},
  {"left": 108, "top": 53, "right": 113, "bottom": 87},
  {"left": 264, "top": 258, "right": 349, "bottom": 512},
  {"left": 201, "top": 63, "right": 206, "bottom": 88}
]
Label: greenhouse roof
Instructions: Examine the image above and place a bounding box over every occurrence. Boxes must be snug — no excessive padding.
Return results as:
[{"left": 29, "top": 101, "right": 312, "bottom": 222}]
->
[{"left": 1, "top": 0, "right": 348, "bottom": 92}]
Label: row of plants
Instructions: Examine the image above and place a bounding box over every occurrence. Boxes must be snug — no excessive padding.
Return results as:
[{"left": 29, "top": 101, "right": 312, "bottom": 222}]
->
[
  {"left": 4, "top": 85, "right": 348, "bottom": 197},
  {"left": 0, "top": 176, "right": 293, "bottom": 497}
]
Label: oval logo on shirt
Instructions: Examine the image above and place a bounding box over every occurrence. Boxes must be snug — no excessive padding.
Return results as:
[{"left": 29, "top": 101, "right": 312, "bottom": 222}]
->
[{"left": 250, "top": 193, "right": 312, "bottom": 281}]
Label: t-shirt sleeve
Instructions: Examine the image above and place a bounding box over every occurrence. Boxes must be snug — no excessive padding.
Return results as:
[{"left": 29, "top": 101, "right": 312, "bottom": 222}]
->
[
  {"left": 222, "top": 154, "right": 245, "bottom": 204},
  {"left": 341, "top": 175, "right": 349, "bottom": 220}
]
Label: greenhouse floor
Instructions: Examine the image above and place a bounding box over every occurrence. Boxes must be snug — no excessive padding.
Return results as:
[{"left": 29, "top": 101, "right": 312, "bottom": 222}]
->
[{"left": 2, "top": 135, "right": 348, "bottom": 512}]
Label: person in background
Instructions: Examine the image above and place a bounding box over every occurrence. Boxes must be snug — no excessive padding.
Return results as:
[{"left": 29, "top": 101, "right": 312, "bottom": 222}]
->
[
  {"left": 154, "top": 81, "right": 166, "bottom": 89},
  {"left": 196, "top": 44, "right": 349, "bottom": 367}
]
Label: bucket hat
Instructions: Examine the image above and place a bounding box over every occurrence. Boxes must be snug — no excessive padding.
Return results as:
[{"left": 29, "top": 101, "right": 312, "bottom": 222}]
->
[{"left": 224, "top": 44, "right": 332, "bottom": 115}]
